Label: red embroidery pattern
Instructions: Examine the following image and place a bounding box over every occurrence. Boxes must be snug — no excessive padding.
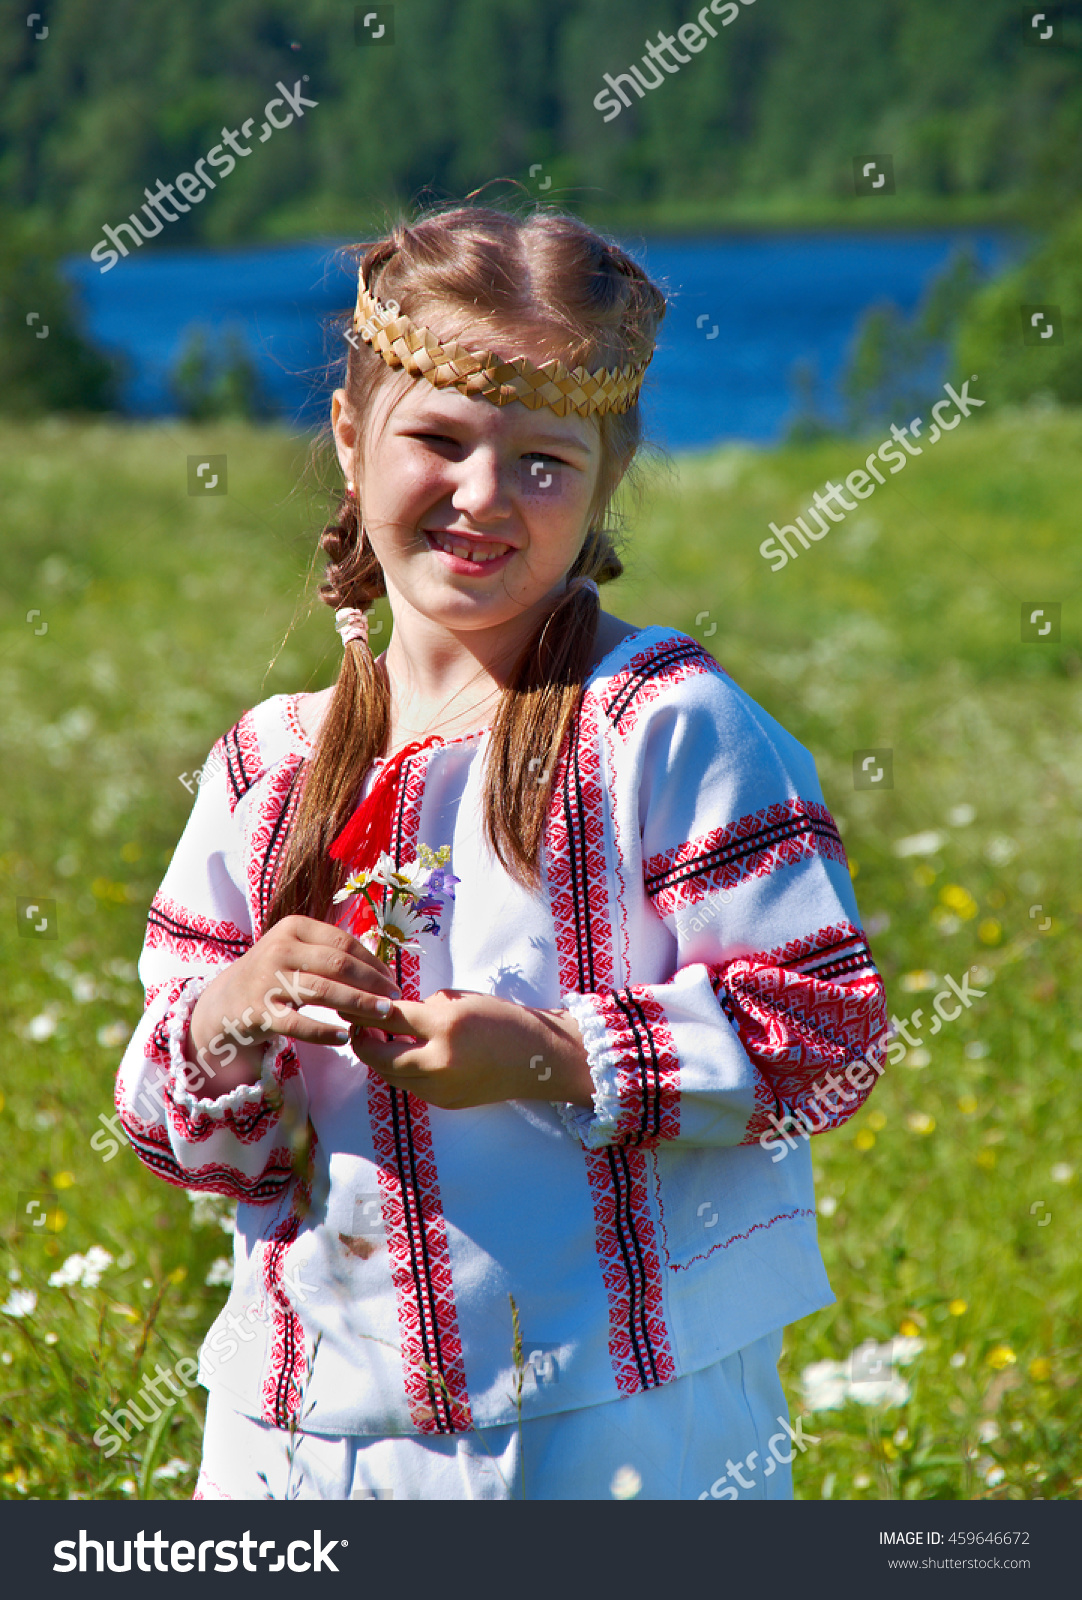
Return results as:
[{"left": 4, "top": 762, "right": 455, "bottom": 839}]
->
[
  {"left": 146, "top": 895, "right": 252, "bottom": 964},
  {"left": 702, "top": 924, "right": 888, "bottom": 1147},
  {"left": 584, "top": 1146, "right": 677, "bottom": 1394},
  {"left": 247, "top": 754, "right": 305, "bottom": 936},
  {"left": 163, "top": 1047, "right": 298, "bottom": 1149},
  {"left": 223, "top": 711, "right": 265, "bottom": 813},
  {"left": 370, "top": 1082, "right": 473, "bottom": 1433},
  {"left": 368, "top": 744, "right": 472, "bottom": 1435},
  {"left": 545, "top": 689, "right": 615, "bottom": 995},
  {"left": 586, "top": 988, "right": 681, "bottom": 1147},
  {"left": 116, "top": 1105, "right": 294, "bottom": 1202},
  {"left": 602, "top": 634, "right": 726, "bottom": 740},
  {"left": 546, "top": 688, "right": 676, "bottom": 1395},
  {"left": 261, "top": 1205, "right": 308, "bottom": 1427},
  {"left": 645, "top": 798, "right": 847, "bottom": 918}
]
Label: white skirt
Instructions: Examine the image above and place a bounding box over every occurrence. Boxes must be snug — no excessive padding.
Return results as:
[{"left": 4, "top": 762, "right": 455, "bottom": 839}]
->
[{"left": 194, "top": 1328, "right": 795, "bottom": 1501}]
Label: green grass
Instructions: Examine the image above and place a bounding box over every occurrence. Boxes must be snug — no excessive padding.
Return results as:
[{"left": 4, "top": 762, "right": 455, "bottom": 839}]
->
[{"left": 1, "top": 408, "right": 1080, "bottom": 1500}]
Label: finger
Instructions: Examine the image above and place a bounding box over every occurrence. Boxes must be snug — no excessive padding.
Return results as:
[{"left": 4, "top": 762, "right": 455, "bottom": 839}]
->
[
  {"left": 265, "top": 1008, "right": 351, "bottom": 1049},
  {"left": 268, "top": 970, "right": 403, "bottom": 1020},
  {"left": 285, "top": 944, "right": 402, "bottom": 1002},
  {"left": 335, "top": 998, "right": 431, "bottom": 1036},
  {"left": 292, "top": 919, "right": 399, "bottom": 982},
  {"left": 349, "top": 1025, "right": 427, "bottom": 1075}
]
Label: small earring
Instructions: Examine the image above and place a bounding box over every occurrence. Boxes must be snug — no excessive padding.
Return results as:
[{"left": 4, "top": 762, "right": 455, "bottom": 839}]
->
[{"left": 346, "top": 480, "right": 357, "bottom": 498}]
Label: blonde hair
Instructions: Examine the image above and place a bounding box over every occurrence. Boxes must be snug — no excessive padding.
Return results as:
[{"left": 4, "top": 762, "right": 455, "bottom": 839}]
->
[{"left": 267, "top": 203, "right": 666, "bottom": 926}]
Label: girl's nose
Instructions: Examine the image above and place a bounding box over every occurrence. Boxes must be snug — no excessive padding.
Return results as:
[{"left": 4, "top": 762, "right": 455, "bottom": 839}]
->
[{"left": 451, "top": 450, "right": 514, "bottom": 524}]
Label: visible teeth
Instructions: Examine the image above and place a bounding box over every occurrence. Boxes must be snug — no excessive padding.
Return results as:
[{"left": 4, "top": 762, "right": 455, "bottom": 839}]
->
[{"left": 433, "top": 535, "right": 510, "bottom": 563}]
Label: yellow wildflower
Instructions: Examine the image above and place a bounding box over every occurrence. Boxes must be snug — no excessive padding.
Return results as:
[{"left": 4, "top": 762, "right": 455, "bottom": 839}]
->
[
  {"left": 1028, "top": 1358, "right": 1052, "bottom": 1382},
  {"left": 977, "top": 919, "right": 1002, "bottom": 946},
  {"left": 986, "top": 1345, "right": 1016, "bottom": 1370},
  {"left": 949, "top": 1299, "right": 968, "bottom": 1316},
  {"left": 899, "top": 1318, "right": 921, "bottom": 1338},
  {"left": 939, "top": 884, "right": 978, "bottom": 919},
  {"left": 854, "top": 1129, "right": 876, "bottom": 1152}
]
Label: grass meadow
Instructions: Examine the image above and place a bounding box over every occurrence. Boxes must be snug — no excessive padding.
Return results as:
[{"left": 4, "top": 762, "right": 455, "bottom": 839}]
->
[{"left": 1, "top": 406, "right": 1080, "bottom": 1501}]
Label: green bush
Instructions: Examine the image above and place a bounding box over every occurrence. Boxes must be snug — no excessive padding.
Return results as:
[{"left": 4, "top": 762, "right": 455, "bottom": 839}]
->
[
  {"left": 0, "top": 215, "right": 121, "bottom": 414},
  {"left": 955, "top": 207, "right": 1082, "bottom": 407}
]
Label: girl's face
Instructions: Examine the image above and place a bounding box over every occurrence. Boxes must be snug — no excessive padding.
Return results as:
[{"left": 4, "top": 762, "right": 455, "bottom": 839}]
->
[{"left": 333, "top": 350, "right": 605, "bottom": 641}]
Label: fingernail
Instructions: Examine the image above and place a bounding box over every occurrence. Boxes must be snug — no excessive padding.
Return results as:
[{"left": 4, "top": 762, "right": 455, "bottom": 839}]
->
[
  {"left": 374, "top": 997, "right": 392, "bottom": 1017},
  {"left": 334, "top": 1030, "right": 350, "bottom": 1044}
]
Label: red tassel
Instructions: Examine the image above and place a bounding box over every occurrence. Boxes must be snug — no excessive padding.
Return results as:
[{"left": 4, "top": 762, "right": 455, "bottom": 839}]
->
[{"left": 330, "top": 736, "right": 442, "bottom": 871}]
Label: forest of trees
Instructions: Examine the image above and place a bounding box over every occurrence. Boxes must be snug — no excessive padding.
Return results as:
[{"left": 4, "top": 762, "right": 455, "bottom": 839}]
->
[{"left": 3, "top": 0, "right": 1082, "bottom": 249}]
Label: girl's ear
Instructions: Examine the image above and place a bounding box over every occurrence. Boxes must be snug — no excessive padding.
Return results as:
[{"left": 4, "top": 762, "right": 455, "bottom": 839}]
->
[{"left": 332, "top": 389, "right": 359, "bottom": 480}]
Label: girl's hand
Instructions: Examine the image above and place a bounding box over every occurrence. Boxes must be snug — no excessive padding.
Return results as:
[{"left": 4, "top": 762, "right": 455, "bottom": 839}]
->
[
  {"left": 184, "top": 915, "right": 402, "bottom": 1096},
  {"left": 343, "top": 989, "right": 594, "bottom": 1111}
]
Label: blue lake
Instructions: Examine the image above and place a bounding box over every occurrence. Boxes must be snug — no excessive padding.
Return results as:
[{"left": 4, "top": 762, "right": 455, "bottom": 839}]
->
[{"left": 64, "top": 229, "right": 1023, "bottom": 451}]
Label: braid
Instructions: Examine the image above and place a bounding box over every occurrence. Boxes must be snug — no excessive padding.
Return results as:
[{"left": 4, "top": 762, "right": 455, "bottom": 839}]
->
[{"left": 318, "top": 495, "right": 386, "bottom": 611}]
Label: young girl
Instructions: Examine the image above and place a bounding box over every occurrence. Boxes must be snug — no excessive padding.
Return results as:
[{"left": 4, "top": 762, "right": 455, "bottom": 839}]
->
[{"left": 116, "top": 205, "right": 888, "bottom": 1501}]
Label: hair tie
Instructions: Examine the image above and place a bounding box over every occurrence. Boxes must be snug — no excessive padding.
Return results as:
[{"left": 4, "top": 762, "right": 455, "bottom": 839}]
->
[
  {"left": 566, "top": 576, "right": 600, "bottom": 599},
  {"left": 335, "top": 607, "right": 369, "bottom": 649}
]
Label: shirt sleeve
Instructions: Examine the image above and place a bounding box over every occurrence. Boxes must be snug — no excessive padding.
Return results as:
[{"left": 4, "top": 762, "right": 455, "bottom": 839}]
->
[
  {"left": 558, "top": 666, "right": 890, "bottom": 1152},
  {"left": 114, "top": 726, "right": 308, "bottom": 1203}
]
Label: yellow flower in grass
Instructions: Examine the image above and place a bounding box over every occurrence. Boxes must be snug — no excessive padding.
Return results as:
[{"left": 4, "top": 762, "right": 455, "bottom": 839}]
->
[
  {"left": 957, "top": 1094, "right": 978, "bottom": 1115},
  {"left": 949, "top": 1299, "right": 968, "bottom": 1317},
  {"left": 899, "top": 1318, "right": 921, "bottom": 1338},
  {"left": 986, "top": 1345, "right": 1016, "bottom": 1370},
  {"left": 939, "top": 884, "right": 978, "bottom": 920},
  {"left": 976, "top": 1149, "right": 996, "bottom": 1171},
  {"left": 906, "top": 1112, "right": 935, "bottom": 1135},
  {"left": 53, "top": 1172, "right": 75, "bottom": 1190},
  {"left": 867, "top": 1110, "right": 887, "bottom": 1131},
  {"left": 854, "top": 1129, "right": 876, "bottom": 1152},
  {"left": 1028, "top": 1358, "right": 1052, "bottom": 1382},
  {"left": 977, "top": 919, "right": 1002, "bottom": 946}
]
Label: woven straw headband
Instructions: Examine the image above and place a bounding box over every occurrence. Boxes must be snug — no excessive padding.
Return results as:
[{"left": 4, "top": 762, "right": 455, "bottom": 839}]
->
[{"left": 351, "top": 272, "right": 651, "bottom": 418}]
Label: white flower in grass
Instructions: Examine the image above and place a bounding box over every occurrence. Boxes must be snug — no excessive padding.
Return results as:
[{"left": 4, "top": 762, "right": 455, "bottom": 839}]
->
[
  {"left": 48, "top": 1246, "right": 113, "bottom": 1289},
  {"left": 153, "top": 1458, "right": 190, "bottom": 1482},
  {"left": 1051, "top": 1164, "right": 1074, "bottom": 1184},
  {"left": 2, "top": 1289, "right": 37, "bottom": 1318},
  {"left": 800, "top": 1358, "right": 848, "bottom": 1411},
  {"left": 204, "top": 1257, "right": 233, "bottom": 1287},
  {"left": 984, "top": 1465, "right": 1006, "bottom": 1488},
  {"left": 26, "top": 1013, "right": 58, "bottom": 1042}
]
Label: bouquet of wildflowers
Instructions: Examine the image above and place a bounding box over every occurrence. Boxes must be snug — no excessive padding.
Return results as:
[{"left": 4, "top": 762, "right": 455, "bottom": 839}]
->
[{"left": 332, "top": 843, "right": 459, "bottom": 963}]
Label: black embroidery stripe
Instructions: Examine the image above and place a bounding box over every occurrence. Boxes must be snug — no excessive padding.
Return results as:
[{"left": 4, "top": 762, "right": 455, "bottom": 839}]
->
[
  {"left": 612, "top": 990, "right": 661, "bottom": 1146},
  {"left": 257, "top": 762, "right": 305, "bottom": 928},
  {"left": 120, "top": 1123, "right": 291, "bottom": 1201},
  {"left": 224, "top": 724, "right": 254, "bottom": 805},
  {"left": 564, "top": 712, "right": 664, "bottom": 1388},
  {"left": 271, "top": 1223, "right": 301, "bottom": 1425},
  {"left": 603, "top": 639, "right": 709, "bottom": 731},
  {"left": 645, "top": 812, "right": 842, "bottom": 898},
  {"left": 794, "top": 948, "right": 874, "bottom": 984},
  {"left": 607, "top": 1146, "right": 661, "bottom": 1388},
  {"left": 146, "top": 905, "right": 251, "bottom": 959},
  {"left": 388, "top": 751, "right": 454, "bottom": 1435},
  {"left": 562, "top": 714, "right": 597, "bottom": 992}
]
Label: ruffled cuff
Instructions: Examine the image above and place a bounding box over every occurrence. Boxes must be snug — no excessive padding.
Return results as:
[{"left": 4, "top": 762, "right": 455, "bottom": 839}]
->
[
  {"left": 555, "top": 991, "right": 625, "bottom": 1149},
  {"left": 165, "top": 975, "right": 287, "bottom": 1119}
]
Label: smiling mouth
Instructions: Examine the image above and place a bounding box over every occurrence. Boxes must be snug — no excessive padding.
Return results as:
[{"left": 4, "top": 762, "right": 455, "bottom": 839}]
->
[{"left": 425, "top": 531, "right": 514, "bottom": 563}]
